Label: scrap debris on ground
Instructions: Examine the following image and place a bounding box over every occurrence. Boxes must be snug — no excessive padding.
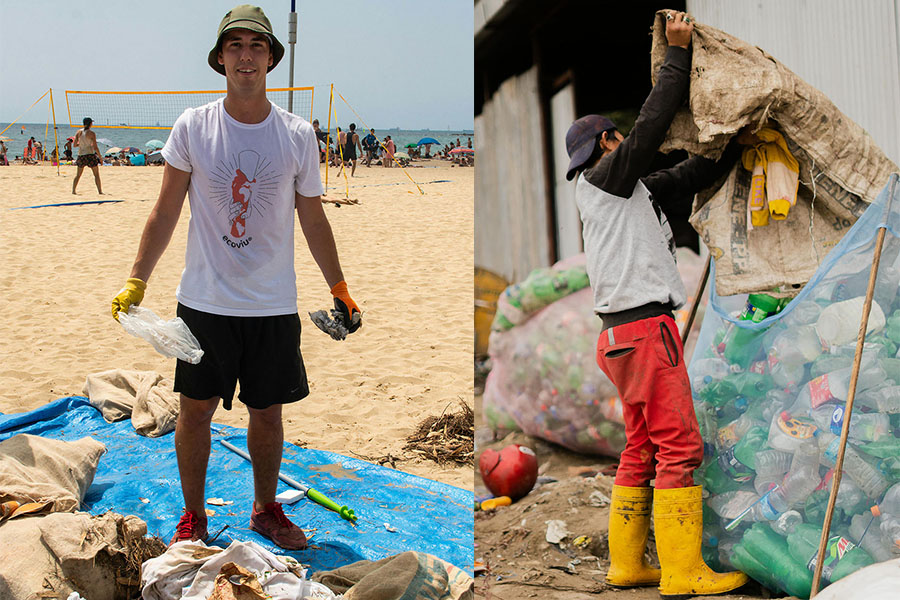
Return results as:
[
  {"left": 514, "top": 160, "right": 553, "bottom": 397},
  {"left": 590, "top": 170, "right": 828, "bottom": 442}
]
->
[{"left": 405, "top": 401, "right": 475, "bottom": 467}]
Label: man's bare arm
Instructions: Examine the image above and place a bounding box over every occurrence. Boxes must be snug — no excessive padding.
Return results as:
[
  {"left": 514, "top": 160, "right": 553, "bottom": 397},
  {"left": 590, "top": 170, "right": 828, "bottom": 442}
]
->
[
  {"left": 130, "top": 164, "right": 191, "bottom": 281},
  {"left": 295, "top": 193, "right": 344, "bottom": 288}
]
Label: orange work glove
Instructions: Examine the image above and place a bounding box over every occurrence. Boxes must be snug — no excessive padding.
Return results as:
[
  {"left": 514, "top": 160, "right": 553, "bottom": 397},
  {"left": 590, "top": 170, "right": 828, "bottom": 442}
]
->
[{"left": 330, "top": 280, "right": 362, "bottom": 334}]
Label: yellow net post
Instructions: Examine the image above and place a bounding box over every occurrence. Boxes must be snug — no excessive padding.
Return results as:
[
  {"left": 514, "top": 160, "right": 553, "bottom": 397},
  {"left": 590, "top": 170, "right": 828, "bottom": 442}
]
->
[
  {"left": 49, "top": 89, "right": 61, "bottom": 176},
  {"left": 324, "top": 84, "right": 333, "bottom": 193},
  {"left": 337, "top": 90, "right": 424, "bottom": 195},
  {"left": 331, "top": 103, "right": 351, "bottom": 200}
]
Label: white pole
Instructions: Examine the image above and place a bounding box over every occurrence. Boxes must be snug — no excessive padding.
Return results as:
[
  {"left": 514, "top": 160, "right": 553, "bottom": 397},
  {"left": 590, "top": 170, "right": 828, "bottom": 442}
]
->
[{"left": 288, "top": 1, "right": 297, "bottom": 113}]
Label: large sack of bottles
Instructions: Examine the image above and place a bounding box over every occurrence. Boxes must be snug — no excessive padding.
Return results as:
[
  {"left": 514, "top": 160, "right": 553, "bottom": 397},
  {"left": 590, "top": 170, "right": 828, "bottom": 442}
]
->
[
  {"left": 689, "top": 176, "right": 900, "bottom": 598},
  {"left": 483, "top": 255, "right": 628, "bottom": 456}
]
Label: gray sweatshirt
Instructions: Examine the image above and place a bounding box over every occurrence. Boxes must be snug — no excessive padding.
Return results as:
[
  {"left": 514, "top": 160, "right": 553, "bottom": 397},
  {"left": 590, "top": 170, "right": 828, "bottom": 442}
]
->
[{"left": 576, "top": 46, "right": 740, "bottom": 331}]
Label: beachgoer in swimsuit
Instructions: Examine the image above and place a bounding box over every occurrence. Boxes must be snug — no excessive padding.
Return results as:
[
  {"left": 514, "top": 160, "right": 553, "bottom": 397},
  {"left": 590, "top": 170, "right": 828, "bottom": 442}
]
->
[{"left": 72, "top": 118, "right": 103, "bottom": 194}]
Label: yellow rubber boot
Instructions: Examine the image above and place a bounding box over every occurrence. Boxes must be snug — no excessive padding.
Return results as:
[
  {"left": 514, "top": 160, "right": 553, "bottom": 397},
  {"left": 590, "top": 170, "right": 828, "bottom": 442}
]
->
[
  {"left": 605, "top": 485, "right": 661, "bottom": 587},
  {"left": 654, "top": 486, "right": 749, "bottom": 597}
]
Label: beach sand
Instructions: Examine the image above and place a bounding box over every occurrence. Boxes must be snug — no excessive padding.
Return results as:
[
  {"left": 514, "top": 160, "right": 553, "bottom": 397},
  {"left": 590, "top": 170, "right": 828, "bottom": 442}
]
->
[{"left": 0, "top": 159, "right": 473, "bottom": 490}]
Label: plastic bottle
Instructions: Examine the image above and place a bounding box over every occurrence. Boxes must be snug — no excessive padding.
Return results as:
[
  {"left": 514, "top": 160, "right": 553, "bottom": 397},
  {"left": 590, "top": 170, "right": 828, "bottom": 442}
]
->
[
  {"left": 735, "top": 523, "right": 812, "bottom": 598},
  {"left": 754, "top": 448, "right": 793, "bottom": 495},
  {"left": 834, "top": 476, "right": 868, "bottom": 515},
  {"left": 751, "top": 442, "right": 821, "bottom": 521},
  {"left": 768, "top": 411, "right": 818, "bottom": 453},
  {"left": 856, "top": 383, "right": 900, "bottom": 413},
  {"left": 769, "top": 510, "right": 802, "bottom": 536},
  {"left": 768, "top": 324, "right": 823, "bottom": 368},
  {"left": 886, "top": 309, "right": 900, "bottom": 343},
  {"left": 810, "top": 404, "right": 891, "bottom": 441},
  {"left": 878, "top": 514, "right": 900, "bottom": 555},
  {"left": 849, "top": 511, "right": 894, "bottom": 561},
  {"left": 700, "top": 372, "right": 772, "bottom": 406},
  {"left": 780, "top": 299, "right": 823, "bottom": 327},
  {"left": 877, "top": 481, "right": 900, "bottom": 516},
  {"left": 790, "top": 361, "right": 887, "bottom": 413},
  {"left": 815, "top": 431, "right": 890, "bottom": 499},
  {"left": 698, "top": 459, "right": 745, "bottom": 495},
  {"left": 732, "top": 426, "right": 769, "bottom": 470},
  {"left": 815, "top": 296, "right": 886, "bottom": 347},
  {"left": 691, "top": 357, "right": 740, "bottom": 393},
  {"left": 787, "top": 523, "right": 874, "bottom": 583},
  {"left": 721, "top": 294, "right": 782, "bottom": 365},
  {"left": 715, "top": 413, "right": 758, "bottom": 450},
  {"left": 708, "top": 490, "right": 760, "bottom": 520}
]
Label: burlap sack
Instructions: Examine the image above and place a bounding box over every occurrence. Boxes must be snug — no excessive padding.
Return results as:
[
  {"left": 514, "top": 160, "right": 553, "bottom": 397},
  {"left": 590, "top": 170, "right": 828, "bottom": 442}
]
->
[
  {"left": 312, "top": 551, "right": 474, "bottom": 600},
  {"left": 0, "top": 511, "right": 160, "bottom": 600},
  {"left": 649, "top": 10, "right": 898, "bottom": 295},
  {"left": 0, "top": 434, "right": 106, "bottom": 513},
  {"left": 83, "top": 369, "right": 180, "bottom": 437}
]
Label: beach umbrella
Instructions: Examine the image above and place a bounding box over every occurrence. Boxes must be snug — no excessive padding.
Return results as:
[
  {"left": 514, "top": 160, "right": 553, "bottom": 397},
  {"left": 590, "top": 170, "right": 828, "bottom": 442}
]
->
[
  {"left": 404, "top": 143, "right": 417, "bottom": 148},
  {"left": 417, "top": 137, "right": 440, "bottom": 146},
  {"left": 121, "top": 146, "right": 141, "bottom": 154},
  {"left": 394, "top": 151, "right": 410, "bottom": 159},
  {"left": 449, "top": 147, "right": 474, "bottom": 155},
  {"left": 104, "top": 147, "right": 123, "bottom": 155},
  {"left": 145, "top": 139, "right": 165, "bottom": 150}
]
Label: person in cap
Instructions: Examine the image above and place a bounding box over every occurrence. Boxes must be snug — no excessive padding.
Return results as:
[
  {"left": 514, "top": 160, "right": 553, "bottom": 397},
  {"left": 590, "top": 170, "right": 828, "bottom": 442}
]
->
[
  {"left": 110, "top": 4, "right": 362, "bottom": 550},
  {"left": 565, "top": 11, "right": 749, "bottom": 597},
  {"left": 72, "top": 117, "right": 103, "bottom": 194}
]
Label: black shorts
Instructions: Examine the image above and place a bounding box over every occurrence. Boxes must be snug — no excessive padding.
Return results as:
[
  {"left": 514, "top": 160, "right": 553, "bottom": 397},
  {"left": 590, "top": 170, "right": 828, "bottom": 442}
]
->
[{"left": 173, "top": 304, "right": 310, "bottom": 410}]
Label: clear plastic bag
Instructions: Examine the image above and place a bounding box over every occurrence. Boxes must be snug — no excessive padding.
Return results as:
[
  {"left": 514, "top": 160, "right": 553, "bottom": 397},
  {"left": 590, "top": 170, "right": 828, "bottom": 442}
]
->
[
  {"left": 118, "top": 305, "right": 204, "bottom": 364},
  {"left": 691, "top": 176, "right": 900, "bottom": 597}
]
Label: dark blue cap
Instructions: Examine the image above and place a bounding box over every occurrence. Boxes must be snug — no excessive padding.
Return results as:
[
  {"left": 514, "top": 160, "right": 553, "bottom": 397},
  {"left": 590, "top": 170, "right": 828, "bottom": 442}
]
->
[{"left": 565, "top": 115, "right": 617, "bottom": 180}]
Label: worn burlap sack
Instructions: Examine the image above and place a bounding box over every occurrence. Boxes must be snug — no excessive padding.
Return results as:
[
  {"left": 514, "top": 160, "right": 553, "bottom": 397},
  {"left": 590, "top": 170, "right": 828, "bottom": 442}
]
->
[
  {"left": 83, "top": 369, "right": 180, "bottom": 437},
  {"left": 0, "top": 434, "right": 106, "bottom": 513},
  {"left": 0, "top": 511, "right": 160, "bottom": 600},
  {"left": 649, "top": 10, "right": 898, "bottom": 295}
]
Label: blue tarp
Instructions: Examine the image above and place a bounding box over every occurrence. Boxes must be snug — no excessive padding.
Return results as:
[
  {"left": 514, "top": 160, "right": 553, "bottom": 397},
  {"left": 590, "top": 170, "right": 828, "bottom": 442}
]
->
[{"left": 0, "top": 397, "right": 474, "bottom": 575}]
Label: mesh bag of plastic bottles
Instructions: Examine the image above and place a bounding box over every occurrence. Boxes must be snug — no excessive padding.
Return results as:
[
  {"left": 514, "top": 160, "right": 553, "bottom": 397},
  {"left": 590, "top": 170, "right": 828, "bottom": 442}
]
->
[
  {"left": 690, "top": 175, "right": 900, "bottom": 598},
  {"left": 483, "top": 256, "right": 628, "bottom": 456}
]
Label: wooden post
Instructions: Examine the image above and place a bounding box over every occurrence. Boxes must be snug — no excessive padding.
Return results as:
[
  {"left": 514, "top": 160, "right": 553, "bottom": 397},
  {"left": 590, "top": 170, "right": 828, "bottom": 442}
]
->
[
  {"left": 681, "top": 254, "right": 711, "bottom": 344},
  {"left": 809, "top": 173, "right": 898, "bottom": 596}
]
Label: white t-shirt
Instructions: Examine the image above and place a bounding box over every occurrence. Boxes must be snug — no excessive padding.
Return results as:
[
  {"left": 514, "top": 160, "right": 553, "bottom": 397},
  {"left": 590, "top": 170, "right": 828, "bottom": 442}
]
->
[{"left": 162, "top": 99, "right": 324, "bottom": 317}]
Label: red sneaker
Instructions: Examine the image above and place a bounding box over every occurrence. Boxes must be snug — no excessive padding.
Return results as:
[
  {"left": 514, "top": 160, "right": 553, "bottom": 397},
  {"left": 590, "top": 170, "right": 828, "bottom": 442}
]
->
[
  {"left": 249, "top": 502, "right": 308, "bottom": 550},
  {"left": 169, "top": 510, "right": 208, "bottom": 546}
]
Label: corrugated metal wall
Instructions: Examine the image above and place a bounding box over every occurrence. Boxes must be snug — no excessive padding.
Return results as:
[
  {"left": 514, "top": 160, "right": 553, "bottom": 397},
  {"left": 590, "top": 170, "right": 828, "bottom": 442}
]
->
[
  {"left": 687, "top": 0, "right": 900, "bottom": 166},
  {"left": 474, "top": 67, "right": 551, "bottom": 282}
]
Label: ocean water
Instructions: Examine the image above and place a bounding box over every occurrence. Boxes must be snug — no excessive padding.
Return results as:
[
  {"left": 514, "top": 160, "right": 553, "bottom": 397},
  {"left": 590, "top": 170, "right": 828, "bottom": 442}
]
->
[{"left": 1, "top": 121, "right": 472, "bottom": 157}]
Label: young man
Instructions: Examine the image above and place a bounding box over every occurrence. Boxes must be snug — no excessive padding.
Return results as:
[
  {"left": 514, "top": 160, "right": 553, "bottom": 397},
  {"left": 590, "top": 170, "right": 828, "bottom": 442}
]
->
[
  {"left": 565, "top": 11, "right": 748, "bottom": 597},
  {"left": 72, "top": 118, "right": 104, "bottom": 194},
  {"left": 110, "top": 4, "right": 362, "bottom": 550},
  {"left": 362, "top": 128, "right": 377, "bottom": 167}
]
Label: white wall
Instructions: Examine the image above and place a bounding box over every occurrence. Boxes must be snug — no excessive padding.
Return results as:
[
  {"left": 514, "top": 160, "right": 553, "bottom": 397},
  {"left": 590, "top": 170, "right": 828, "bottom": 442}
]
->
[
  {"left": 550, "top": 84, "right": 582, "bottom": 261},
  {"left": 687, "top": 0, "right": 900, "bottom": 166}
]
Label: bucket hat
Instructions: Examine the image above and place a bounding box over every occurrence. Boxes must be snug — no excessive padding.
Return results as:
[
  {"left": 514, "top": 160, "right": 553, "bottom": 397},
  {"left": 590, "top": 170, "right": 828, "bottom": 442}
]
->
[
  {"left": 564, "top": 115, "right": 617, "bottom": 180},
  {"left": 208, "top": 5, "right": 285, "bottom": 76}
]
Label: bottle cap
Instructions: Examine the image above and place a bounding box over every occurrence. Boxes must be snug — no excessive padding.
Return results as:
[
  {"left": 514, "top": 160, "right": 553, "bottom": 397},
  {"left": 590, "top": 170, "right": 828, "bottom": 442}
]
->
[{"left": 871, "top": 505, "right": 882, "bottom": 517}]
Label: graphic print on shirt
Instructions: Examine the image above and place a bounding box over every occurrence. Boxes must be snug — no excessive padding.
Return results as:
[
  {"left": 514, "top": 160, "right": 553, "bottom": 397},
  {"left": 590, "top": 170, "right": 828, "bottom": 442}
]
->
[{"left": 210, "top": 149, "right": 279, "bottom": 245}]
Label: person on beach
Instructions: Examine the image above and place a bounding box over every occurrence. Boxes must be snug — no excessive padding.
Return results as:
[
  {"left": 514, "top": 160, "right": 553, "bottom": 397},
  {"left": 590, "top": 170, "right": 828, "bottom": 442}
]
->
[
  {"left": 564, "top": 11, "right": 748, "bottom": 596},
  {"left": 72, "top": 118, "right": 103, "bottom": 194},
  {"left": 383, "top": 135, "right": 395, "bottom": 168},
  {"left": 363, "top": 128, "right": 377, "bottom": 167},
  {"left": 312, "top": 119, "right": 327, "bottom": 162},
  {"left": 110, "top": 4, "right": 362, "bottom": 550},
  {"left": 0, "top": 141, "right": 8, "bottom": 166},
  {"left": 64, "top": 137, "right": 74, "bottom": 161},
  {"left": 338, "top": 123, "right": 362, "bottom": 176}
]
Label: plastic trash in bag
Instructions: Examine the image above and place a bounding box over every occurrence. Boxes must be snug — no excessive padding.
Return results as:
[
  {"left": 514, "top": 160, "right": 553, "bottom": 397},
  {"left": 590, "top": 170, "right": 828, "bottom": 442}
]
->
[
  {"left": 118, "top": 305, "right": 204, "bottom": 364},
  {"left": 689, "top": 175, "right": 900, "bottom": 598}
]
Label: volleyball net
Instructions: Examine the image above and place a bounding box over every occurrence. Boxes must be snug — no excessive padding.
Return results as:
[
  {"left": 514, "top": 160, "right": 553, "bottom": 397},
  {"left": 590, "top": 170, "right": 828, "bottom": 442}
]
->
[{"left": 64, "top": 87, "right": 315, "bottom": 129}]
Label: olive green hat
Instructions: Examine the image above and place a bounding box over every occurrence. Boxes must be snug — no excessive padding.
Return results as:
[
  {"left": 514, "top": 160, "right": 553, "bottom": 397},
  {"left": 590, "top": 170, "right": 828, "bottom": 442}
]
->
[{"left": 208, "top": 4, "right": 285, "bottom": 75}]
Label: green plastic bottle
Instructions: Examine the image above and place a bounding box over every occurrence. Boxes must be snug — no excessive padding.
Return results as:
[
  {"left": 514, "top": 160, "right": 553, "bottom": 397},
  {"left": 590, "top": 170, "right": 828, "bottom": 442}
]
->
[
  {"left": 885, "top": 310, "right": 900, "bottom": 343},
  {"left": 786, "top": 523, "right": 874, "bottom": 584},
  {"left": 733, "top": 426, "right": 769, "bottom": 470},
  {"left": 697, "top": 460, "right": 744, "bottom": 495},
  {"left": 736, "top": 523, "right": 812, "bottom": 598},
  {"left": 721, "top": 294, "right": 782, "bottom": 365},
  {"left": 858, "top": 437, "right": 900, "bottom": 459},
  {"left": 699, "top": 372, "right": 772, "bottom": 407}
]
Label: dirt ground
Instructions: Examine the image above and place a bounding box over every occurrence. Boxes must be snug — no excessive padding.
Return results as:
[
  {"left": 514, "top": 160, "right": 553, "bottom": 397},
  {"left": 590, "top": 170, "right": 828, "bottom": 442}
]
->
[{"left": 474, "top": 392, "right": 790, "bottom": 600}]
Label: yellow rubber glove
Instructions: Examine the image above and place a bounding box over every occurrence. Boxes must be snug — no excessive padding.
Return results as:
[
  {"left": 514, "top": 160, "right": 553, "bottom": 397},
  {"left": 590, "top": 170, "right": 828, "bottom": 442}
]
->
[
  {"left": 111, "top": 278, "right": 147, "bottom": 321},
  {"left": 330, "top": 280, "right": 362, "bottom": 334}
]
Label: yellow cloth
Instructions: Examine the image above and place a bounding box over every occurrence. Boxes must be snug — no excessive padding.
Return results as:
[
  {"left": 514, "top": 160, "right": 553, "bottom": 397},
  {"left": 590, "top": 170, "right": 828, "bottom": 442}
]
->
[{"left": 740, "top": 128, "right": 800, "bottom": 227}]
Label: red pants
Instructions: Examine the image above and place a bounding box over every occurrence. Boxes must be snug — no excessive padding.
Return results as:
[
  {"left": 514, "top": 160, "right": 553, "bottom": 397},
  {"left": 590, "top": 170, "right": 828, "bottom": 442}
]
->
[{"left": 596, "top": 315, "right": 703, "bottom": 488}]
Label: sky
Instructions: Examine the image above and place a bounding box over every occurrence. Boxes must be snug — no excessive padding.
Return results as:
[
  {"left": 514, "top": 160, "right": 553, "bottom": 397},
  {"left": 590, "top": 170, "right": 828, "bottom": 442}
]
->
[{"left": 0, "top": 0, "right": 474, "bottom": 130}]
